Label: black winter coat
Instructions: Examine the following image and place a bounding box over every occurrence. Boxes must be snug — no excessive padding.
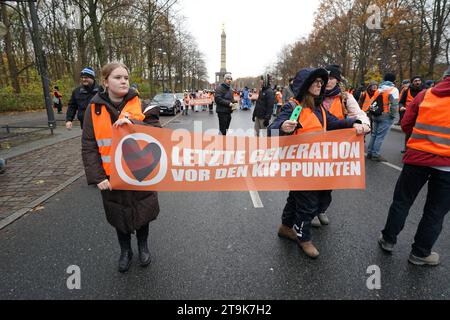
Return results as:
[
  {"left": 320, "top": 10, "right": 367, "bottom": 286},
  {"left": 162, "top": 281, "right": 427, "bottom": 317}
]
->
[
  {"left": 66, "top": 83, "right": 101, "bottom": 122},
  {"left": 82, "top": 90, "right": 160, "bottom": 234},
  {"left": 268, "top": 102, "right": 357, "bottom": 136},
  {"left": 253, "top": 86, "right": 275, "bottom": 120},
  {"left": 215, "top": 83, "right": 235, "bottom": 114}
]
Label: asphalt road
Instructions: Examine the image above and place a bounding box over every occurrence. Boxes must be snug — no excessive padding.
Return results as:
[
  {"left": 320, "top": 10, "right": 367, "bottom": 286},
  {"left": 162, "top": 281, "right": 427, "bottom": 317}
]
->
[{"left": 0, "top": 109, "right": 449, "bottom": 300}]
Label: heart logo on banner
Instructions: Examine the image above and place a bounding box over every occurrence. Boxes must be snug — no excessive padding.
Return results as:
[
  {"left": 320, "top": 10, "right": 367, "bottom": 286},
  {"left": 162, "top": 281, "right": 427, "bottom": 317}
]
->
[{"left": 122, "top": 138, "right": 162, "bottom": 182}]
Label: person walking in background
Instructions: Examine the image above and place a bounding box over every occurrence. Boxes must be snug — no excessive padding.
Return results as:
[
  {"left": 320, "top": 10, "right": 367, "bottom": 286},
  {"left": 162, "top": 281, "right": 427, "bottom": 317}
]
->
[
  {"left": 282, "top": 77, "right": 295, "bottom": 104},
  {"left": 183, "top": 92, "right": 190, "bottom": 115},
  {"left": 66, "top": 67, "right": 101, "bottom": 130},
  {"left": 367, "top": 73, "right": 399, "bottom": 162},
  {"left": 252, "top": 74, "right": 275, "bottom": 136},
  {"left": 215, "top": 73, "right": 237, "bottom": 135},
  {"left": 397, "top": 80, "right": 410, "bottom": 125},
  {"left": 274, "top": 86, "right": 283, "bottom": 115},
  {"left": 358, "top": 81, "right": 378, "bottom": 113},
  {"left": 399, "top": 76, "right": 424, "bottom": 153},
  {"left": 379, "top": 66, "right": 450, "bottom": 266},
  {"left": 208, "top": 90, "right": 215, "bottom": 114},
  {"left": 82, "top": 62, "right": 160, "bottom": 273},
  {"left": 53, "top": 86, "right": 63, "bottom": 114},
  {"left": 241, "top": 86, "right": 252, "bottom": 110}
]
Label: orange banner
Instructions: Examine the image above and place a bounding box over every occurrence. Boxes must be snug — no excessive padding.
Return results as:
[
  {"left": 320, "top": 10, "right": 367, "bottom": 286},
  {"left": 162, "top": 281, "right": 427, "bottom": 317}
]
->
[
  {"left": 110, "top": 126, "right": 365, "bottom": 191},
  {"left": 249, "top": 93, "right": 259, "bottom": 100},
  {"left": 189, "top": 98, "right": 213, "bottom": 106}
]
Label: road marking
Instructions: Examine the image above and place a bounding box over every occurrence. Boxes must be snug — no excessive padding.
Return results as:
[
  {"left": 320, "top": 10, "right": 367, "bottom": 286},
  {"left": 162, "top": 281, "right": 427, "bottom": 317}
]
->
[
  {"left": 249, "top": 191, "right": 264, "bottom": 208},
  {"left": 381, "top": 161, "right": 402, "bottom": 172},
  {"left": 365, "top": 153, "right": 402, "bottom": 172},
  {"left": 161, "top": 113, "right": 182, "bottom": 127}
]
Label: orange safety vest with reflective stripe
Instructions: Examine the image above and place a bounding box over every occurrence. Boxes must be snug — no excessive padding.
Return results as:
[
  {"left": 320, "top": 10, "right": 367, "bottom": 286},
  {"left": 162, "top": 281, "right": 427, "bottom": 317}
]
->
[
  {"left": 91, "top": 96, "right": 145, "bottom": 176},
  {"left": 328, "top": 96, "right": 345, "bottom": 120},
  {"left": 292, "top": 100, "right": 327, "bottom": 135},
  {"left": 407, "top": 89, "right": 450, "bottom": 157}
]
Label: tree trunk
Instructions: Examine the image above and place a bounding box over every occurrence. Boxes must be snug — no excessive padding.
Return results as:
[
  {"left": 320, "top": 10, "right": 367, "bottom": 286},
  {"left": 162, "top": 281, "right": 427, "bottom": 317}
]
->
[
  {"left": 17, "top": 4, "right": 30, "bottom": 84},
  {"left": 88, "top": 0, "right": 106, "bottom": 67},
  {"left": 1, "top": 2, "right": 21, "bottom": 93}
]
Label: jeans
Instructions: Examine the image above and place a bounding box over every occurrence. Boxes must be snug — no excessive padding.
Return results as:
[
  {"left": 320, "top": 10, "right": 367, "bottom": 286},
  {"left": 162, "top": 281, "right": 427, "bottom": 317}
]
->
[
  {"left": 282, "top": 190, "right": 330, "bottom": 242},
  {"left": 367, "top": 114, "right": 394, "bottom": 157},
  {"left": 382, "top": 164, "right": 450, "bottom": 257}
]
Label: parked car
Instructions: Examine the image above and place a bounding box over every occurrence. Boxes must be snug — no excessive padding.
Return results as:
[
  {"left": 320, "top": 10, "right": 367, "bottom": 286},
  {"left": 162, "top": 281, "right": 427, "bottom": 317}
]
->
[{"left": 151, "top": 93, "right": 181, "bottom": 115}]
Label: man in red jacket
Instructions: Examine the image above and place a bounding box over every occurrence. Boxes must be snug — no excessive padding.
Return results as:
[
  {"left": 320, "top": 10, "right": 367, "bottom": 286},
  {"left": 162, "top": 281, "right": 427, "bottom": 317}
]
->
[{"left": 378, "top": 66, "right": 450, "bottom": 266}]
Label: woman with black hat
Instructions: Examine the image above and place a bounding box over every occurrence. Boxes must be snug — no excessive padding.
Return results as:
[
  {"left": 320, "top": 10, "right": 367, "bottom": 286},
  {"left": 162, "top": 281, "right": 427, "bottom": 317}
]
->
[
  {"left": 308, "top": 65, "right": 370, "bottom": 228},
  {"left": 269, "top": 68, "right": 366, "bottom": 259}
]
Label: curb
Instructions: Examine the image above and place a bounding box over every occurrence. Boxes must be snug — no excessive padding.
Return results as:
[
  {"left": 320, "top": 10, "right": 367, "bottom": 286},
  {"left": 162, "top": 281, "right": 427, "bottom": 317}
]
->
[{"left": 0, "top": 171, "right": 85, "bottom": 230}]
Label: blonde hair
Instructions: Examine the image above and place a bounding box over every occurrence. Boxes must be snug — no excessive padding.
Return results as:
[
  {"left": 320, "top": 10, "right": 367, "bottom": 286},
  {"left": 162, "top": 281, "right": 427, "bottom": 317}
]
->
[{"left": 101, "top": 62, "right": 129, "bottom": 81}]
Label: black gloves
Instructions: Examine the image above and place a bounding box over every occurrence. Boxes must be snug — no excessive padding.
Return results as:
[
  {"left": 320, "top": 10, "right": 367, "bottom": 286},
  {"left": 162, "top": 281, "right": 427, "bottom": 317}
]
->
[{"left": 263, "top": 119, "right": 270, "bottom": 127}]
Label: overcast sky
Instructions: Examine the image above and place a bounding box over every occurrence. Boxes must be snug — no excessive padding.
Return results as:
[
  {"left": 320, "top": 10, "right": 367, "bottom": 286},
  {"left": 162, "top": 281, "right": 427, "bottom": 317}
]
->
[{"left": 177, "top": 0, "right": 320, "bottom": 83}]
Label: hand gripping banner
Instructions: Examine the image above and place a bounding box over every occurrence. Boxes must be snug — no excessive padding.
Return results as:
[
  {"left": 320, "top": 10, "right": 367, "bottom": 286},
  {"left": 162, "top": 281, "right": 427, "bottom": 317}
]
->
[{"left": 110, "top": 125, "right": 365, "bottom": 191}]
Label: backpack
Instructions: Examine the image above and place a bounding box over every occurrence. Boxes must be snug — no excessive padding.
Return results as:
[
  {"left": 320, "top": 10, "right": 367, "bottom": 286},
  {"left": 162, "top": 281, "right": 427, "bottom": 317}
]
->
[{"left": 368, "top": 92, "right": 384, "bottom": 117}]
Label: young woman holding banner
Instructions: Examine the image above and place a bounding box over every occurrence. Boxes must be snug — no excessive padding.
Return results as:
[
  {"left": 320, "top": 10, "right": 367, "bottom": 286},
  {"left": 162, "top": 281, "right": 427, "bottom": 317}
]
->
[
  {"left": 82, "top": 62, "right": 161, "bottom": 273},
  {"left": 268, "top": 68, "right": 365, "bottom": 259}
]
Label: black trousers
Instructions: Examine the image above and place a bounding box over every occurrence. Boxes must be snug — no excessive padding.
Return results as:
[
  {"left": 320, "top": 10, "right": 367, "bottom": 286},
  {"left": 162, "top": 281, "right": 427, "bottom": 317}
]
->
[
  {"left": 116, "top": 223, "right": 149, "bottom": 244},
  {"left": 382, "top": 164, "right": 450, "bottom": 257},
  {"left": 217, "top": 113, "right": 232, "bottom": 135},
  {"left": 281, "top": 190, "right": 332, "bottom": 242}
]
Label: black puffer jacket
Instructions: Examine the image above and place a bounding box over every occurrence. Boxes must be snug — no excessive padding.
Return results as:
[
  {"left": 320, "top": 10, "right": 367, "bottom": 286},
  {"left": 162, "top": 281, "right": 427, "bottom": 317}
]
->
[
  {"left": 252, "top": 86, "right": 275, "bottom": 120},
  {"left": 215, "top": 83, "right": 235, "bottom": 114},
  {"left": 66, "top": 83, "right": 101, "bottom": 122}
]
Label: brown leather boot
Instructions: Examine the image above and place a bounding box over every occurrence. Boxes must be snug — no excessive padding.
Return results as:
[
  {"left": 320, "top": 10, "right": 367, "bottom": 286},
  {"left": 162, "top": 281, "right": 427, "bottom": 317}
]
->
[
  {"left": 277, "top": 224, "right": 298, "bottom": 241},
  {"left": 298, "top": 240, "right": 320, "bottom": 259}
]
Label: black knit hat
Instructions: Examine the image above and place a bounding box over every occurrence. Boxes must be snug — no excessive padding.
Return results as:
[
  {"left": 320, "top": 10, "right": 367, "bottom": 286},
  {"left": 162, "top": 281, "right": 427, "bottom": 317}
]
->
[
  {"left": 325, "top": 64, "right": 342, "bottom": 82},
  {"left": 80, "top": 67, "right": 96, "bottom": 80},
  {"left": 383, "top": 73, "right": 396, "bottom": 82}
]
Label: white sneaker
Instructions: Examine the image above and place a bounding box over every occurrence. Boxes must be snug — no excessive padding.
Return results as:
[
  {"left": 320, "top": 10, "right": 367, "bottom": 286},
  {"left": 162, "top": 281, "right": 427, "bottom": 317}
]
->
[
  {"left": 311, "top": 216, "right": 321, "bottom": 228},
  {"left": 318, "top": 213, "right": 329, "bottom": 225}
]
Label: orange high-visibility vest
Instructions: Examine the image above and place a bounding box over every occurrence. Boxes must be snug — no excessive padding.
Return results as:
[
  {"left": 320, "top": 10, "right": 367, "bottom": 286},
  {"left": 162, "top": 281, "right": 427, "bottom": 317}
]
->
[
  {"left": 361, "top": 90, "right": 380, "bottom": 112},
  {"left": 379, "top": 88, "right": 394, "bottom": 113},
  {"left": 292, "top": 100, "right": 327, "bottom": 135},
  {"left": 328, "top": 96, "right": 345, "bottom": 120},
  {"left": 405, "top": 88, "right": 415, "bottom": 108},
  {"left": 407, "top": 89, "right": 450, "bottom": 157},
  {"left": 91, "top": 96, "right": 145, "bottom": 176}
]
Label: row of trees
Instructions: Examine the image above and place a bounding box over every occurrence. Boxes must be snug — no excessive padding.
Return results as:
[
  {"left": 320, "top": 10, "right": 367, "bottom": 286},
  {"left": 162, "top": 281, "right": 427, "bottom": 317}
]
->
[
  {"left": 0, "top": 0, "right": 209, "bottom": 102},
  {"left": 270, "top": 0, "right": 450, "bottom": 87}
]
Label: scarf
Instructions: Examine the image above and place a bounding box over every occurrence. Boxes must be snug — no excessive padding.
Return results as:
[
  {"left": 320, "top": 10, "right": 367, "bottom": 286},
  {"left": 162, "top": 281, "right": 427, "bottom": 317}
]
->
[{"left": 324, "top": 85, "right": 341, "bottom": 98}]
